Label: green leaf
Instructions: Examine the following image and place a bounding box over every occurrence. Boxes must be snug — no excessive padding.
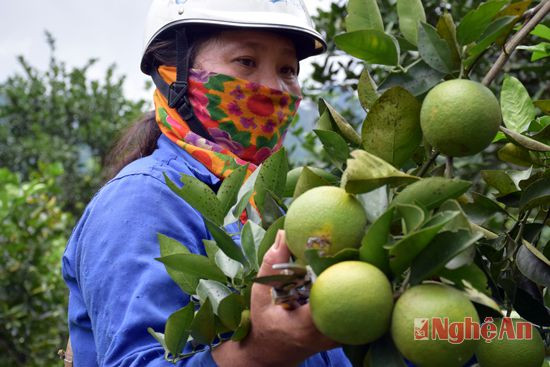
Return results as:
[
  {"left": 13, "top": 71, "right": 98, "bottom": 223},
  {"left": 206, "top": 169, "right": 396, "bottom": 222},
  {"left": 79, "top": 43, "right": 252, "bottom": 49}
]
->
[
  {"left": 481, "top": 167, "right": 532, "bottom": 195},
  {"left": 285, "top": 166, "right": 338, "bottom": 198},
  {"left": 217, "top": 164, "right": 248, "bottom": 217},
  {"left": 204, "top": 217, "right": 249, "bottom": 268},
  {"left": 189, "top": 298, "right": 216, "bottom": 346},
  {"left": 518, "top": 42, "right": 550, "bottom": 61},
  {"left": 241, "top": 221, "right": 265, "bottom": 271},
  {"left": 341, "top": 150, "right": 419, "bottom": 194},
  {"left": 359, "top": 207, "right": 395, "bottom": 276},
  {"left": 259, "top": 189, "right": 285, "bottom": 229},
  {"left": 438, "top": 199, "right": 472, "bottom": 234},
  {"left": 378, "top": 60, "right": 445, "bottom": 96},
  {"left": 362, "top": 87, "right": 422, "bottom": 167},
  {"left": 391, "top": 177, "right": 471, "bottom": 210},
  {"left": 497, "top": 143, "right": 535, "bottom": 166},
  {"left": 512, "top": 280, "right": 550, "bottom": 326},
  {"left": 358, "top": 67, "right": 380, "bottom": 111},
  {"left": 304, "top": 248, "right": 360, "bottom": 276},
  {"left": 214, "top": 248, "right": 244, "bottom": 280},
  {"left": 386, "top": 211, "right": 459, "bottom": 276},
  {"left": 257, "top": 216, "right": 285, "bottom": 266},
  {"left": 417, "top": 22, "right": 454, "bottom": 73},
  {"left": 147, "top": 328, "right": 168, "bottom": 355},
  {"left": 397, "top": 0, "right": 426, "bottom": 46},
  {"left": 456, "top": 1, "right": 507, "bottom": 45},
  {"left": 358, "top": 186, "right": 389, "bottom": 223},
  {"left": 228, "top": 190, "right": 254, "bottom": 225},
  {"left": 395, "top": 203, "right": 425, "bottom": 234},
  {"left": 224, "top": 166, "right": 260, "bottom": 225},
  {"left": 158, "top": 234, "right": 198, "bottom": 294},
  {"left": 254, "top": 148, "right": 288, "bottom": 212},
  {"left": 203, "top": 239, "right": 220, "bottom": 261},
  {"left": 217, "top": 294, "right": 246, "bottom": 330},
  {"left": 494, "top": 0, "right": 531, "bottom": 46},
  {"left": 501, "top": 74, "right": 536, "bottom": 133},
  {"left": 164, "top": 303, "right": 194, "bottom": 356},
  {"left": 465, "top": 16, "right": 517, "bottom": 67},
  {"left": 164, "top": 173, "right": 224, "bottom": 226},
  {"left": 532, "top": 119, "right": 550, "bottom": 143},
  {"left": 436, "top": 12, "right": 462, "bottom": 71},
  {"left": 293, "top": 167, "right": 332, "bottom": 199},
  {"left": 314, "top": 129, "right": 350, "bottom": 166},
  {"left": 365, "top": 334, "right": 407, "bottom": 367},
  {"left": 516, "top": 241, "right": 550, "bottom": 288},
  {"left": 196, "top": 279, "right": 233, "bottom": 314},
  {"left": 231, "top": 309, "right": 251, "bottom": 341},
  {"left": 500, "top": 126, "right": 550, "bottom": 152},
  {"left": 410, "top": 230, "right": 483, "bottom": 284},
  {"left": 519, "top": 176, "right": 550, "bottom": 212},
  {"left": 461, "top": 280, "right": 502, "bottom": 314},
  {"left": 438, "top": 263, "right": 489, "bottom": 294},
  {"left": 462, "top": 192, "right": 510, "bottom": 224},
  {"left": 319, "top": 99, "right": 362, "bottom": 146},
  {"left": 531, "top": 24, "right": 550, "bottom": 40},
  {"left": 534, "top": 99, "right": 550, "bottom": 115},
  {"left": 156, "top": 253, "right": 227, "bottom": 283},
  {"left": 335, "top": 30, "right": 400, "bottom": 66},
  {"left": 346, "top": 0, "right": 384, "bottom": 32}
]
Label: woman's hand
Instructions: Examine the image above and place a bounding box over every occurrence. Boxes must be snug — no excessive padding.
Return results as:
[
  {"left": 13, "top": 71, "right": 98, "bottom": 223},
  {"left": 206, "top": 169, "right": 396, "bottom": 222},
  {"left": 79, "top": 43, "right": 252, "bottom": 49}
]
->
[{"left": 211, "top": 230, "right": 338, "bottom": 367}]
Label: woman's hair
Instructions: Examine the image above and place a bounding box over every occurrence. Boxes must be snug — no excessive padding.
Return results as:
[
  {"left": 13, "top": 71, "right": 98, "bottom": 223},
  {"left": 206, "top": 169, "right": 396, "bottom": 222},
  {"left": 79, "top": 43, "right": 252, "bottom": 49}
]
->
[{"left": 102, "top": 28, "right": 218, "bottom": 181}]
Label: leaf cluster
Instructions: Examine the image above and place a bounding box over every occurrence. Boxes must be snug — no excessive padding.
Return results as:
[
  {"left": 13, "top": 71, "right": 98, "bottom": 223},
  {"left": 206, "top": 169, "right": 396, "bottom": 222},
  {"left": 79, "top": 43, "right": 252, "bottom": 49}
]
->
[{"left": 0, "top": 164, "right": 73, "bottom": 366}]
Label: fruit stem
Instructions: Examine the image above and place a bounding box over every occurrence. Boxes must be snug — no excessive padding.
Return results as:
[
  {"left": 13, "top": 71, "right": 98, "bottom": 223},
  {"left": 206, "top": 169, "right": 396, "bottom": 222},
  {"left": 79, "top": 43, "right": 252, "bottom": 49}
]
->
[
  {"left": 482, "top": 0, "right": 550, "bottom": 86},
  {"left": 445, "top": 156, "right": 454, "bottom": 178},
  {"left": 417, "top": 149, "right": 440, "bottom": 177},
  {"left": 395, "top": 271, "right": 411, "bottom": 299}
]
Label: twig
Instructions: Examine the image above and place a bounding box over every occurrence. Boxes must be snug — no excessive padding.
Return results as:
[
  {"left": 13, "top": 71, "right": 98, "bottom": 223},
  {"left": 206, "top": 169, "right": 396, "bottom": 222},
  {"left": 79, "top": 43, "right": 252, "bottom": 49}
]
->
[
  {"left": 482, "top": 0, "right": 550, "bottom": 86},
  {"left": 417, "top": 149, "right": 440, "bottom": 177},
  {"left": 522, "top": 1, "right": 546, "bottom": 20}
]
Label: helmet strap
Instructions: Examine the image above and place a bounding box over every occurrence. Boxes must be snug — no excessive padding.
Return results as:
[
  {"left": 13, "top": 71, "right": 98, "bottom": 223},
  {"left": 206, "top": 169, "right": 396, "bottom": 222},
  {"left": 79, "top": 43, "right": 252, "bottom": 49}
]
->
[{"left": 150, "top": 28, "right": 214, "bottom": 141}]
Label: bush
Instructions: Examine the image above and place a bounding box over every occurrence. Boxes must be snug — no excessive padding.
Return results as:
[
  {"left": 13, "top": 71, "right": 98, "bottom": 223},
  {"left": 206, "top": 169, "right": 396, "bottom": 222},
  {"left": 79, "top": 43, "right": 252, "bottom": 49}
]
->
[{"left": 0, "top": 163, "right": 73, "bottom": 367}]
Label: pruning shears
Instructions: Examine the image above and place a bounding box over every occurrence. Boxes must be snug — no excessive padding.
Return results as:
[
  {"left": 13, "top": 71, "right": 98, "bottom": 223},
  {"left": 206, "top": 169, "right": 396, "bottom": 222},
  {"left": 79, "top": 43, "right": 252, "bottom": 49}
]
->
[{"left": 253, "top": 262, "right": 313, "bottom": 310}]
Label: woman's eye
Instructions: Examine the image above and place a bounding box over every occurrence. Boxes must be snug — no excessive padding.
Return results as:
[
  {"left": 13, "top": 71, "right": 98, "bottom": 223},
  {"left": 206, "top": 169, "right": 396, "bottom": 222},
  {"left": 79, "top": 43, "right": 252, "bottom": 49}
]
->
[
  {"left": 236, "top": 58, "right": 255, "bottom": 67},
  {"left": 281, "top": 65, "right": 297, "bottom": 77}
]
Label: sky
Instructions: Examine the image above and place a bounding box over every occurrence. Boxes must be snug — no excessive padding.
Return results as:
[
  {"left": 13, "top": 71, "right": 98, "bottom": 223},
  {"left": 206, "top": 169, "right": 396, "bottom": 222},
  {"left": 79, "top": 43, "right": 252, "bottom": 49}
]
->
[{"left": 0, "top": 0, "right": 332, "bottom": 101}]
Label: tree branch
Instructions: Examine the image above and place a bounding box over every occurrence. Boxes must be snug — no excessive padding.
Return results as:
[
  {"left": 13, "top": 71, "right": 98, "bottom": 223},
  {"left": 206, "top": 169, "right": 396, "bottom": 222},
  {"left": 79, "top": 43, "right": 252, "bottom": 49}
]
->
[{"left": 482, "top": 0, "right": 550, "bottom": 87}]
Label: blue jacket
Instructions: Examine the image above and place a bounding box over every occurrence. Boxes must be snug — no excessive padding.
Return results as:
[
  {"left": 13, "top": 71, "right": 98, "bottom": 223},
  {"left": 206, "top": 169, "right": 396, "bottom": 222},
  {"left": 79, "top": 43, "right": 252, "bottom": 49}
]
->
[{"left": 62, "top": 134, "right": 351, "bottom": 366}]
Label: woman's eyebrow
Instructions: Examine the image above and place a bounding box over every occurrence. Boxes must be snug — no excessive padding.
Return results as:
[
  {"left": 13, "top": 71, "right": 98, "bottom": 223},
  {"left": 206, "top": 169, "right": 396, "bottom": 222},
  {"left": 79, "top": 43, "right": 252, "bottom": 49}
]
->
[{"left": 230, "top": 41, "right": 296, "bottom": 56}]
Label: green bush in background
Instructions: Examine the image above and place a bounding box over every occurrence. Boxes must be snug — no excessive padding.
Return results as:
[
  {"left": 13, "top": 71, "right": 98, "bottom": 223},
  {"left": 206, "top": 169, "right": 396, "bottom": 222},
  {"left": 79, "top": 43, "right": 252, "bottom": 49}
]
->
[{"left": 0, "top": 163, "right": 73, "bottom": 366}]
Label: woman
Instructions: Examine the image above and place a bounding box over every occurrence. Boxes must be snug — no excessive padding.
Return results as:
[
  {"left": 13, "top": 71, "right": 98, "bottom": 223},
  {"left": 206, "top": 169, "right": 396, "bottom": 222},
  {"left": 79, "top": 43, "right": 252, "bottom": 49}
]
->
[{"left": 62, "top": 0, "right": 351, "bottom": 366}]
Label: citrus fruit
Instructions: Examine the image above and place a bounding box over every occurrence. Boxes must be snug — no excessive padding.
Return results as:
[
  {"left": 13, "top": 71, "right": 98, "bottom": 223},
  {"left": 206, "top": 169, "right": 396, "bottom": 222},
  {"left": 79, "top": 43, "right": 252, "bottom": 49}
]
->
[
  {"left": 284, "top": 186, "right": 367, "bottom": 261},
  {"left": 391, "top": 283, "right": 479, "bottom": 367},
  {"left": 420, "top": 79, "right": 501, "bottom": 157},
  {"left": 476, "top": 318, "right": 545, "bottom": 367},
  {"left": 309, "top": 261, "right": 394, "bottom": 345}
]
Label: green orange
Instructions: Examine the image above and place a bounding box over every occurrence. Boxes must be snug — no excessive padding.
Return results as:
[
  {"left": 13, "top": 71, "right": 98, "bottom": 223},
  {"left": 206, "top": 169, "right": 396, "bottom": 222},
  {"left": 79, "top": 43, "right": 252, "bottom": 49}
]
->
[
  {"left": 476, "top": 318, "right": 545, "bottom": 367},
  {"left": 309, "top": 261, "right": 394, "bottom": 345},
  {"left": 284, "top": 186, "right": 366, "bottom": 261},
  {"left": 420, "top": 79, "right": 501, "bottom": 157},
  {"left": 391, "top": 283, "right": 479, "bottom": 367}
]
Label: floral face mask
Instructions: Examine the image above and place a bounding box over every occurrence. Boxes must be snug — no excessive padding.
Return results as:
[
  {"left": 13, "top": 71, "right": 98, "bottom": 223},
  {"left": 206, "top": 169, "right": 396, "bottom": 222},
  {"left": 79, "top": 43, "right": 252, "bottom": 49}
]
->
[{"left": 154, "top": 66, "right": 302, "bottom": 179}]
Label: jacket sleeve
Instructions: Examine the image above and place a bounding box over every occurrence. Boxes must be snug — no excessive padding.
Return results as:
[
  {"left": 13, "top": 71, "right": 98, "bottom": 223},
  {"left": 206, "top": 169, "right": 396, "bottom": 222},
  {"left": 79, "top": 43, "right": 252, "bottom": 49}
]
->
[{"left": 63, "top": 172, "right": 218, "bottom": 367}]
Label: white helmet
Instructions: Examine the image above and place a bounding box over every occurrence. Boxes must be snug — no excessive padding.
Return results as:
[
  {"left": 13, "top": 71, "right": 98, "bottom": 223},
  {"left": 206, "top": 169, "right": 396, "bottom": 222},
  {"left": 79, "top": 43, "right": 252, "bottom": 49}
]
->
[{"left": 140, "top": 0, "right": 327, "bottom": 74}]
